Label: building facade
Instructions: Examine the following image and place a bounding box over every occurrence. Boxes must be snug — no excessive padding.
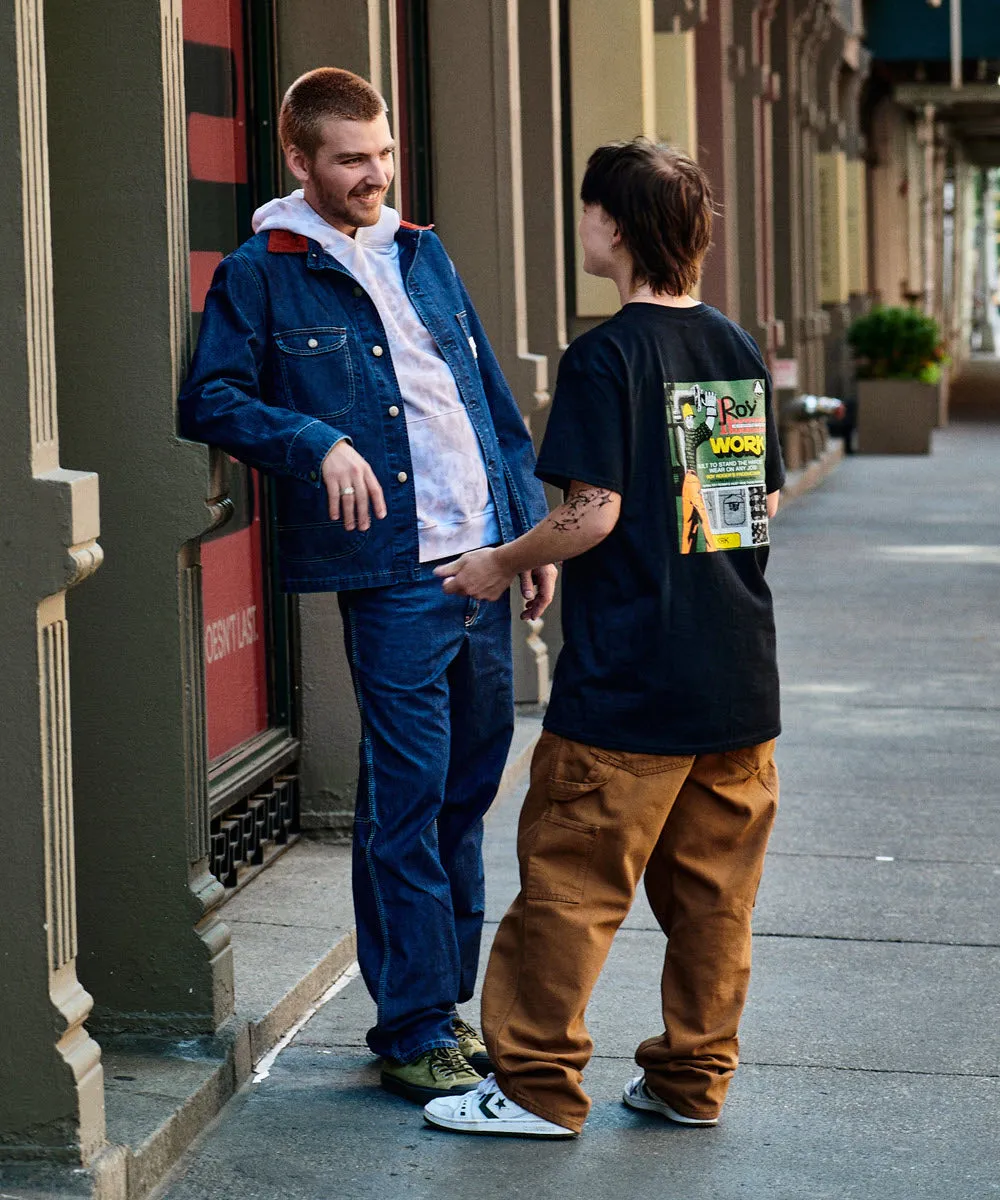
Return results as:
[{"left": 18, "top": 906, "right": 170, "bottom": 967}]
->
[{"left": 2, "top": 0, "right": 996, "bottom": 1184}]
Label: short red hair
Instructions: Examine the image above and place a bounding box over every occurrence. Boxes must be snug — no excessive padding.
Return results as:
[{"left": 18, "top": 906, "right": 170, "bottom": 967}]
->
[{"left": 278, "top": 67, "right": 386, "bottom": 157}]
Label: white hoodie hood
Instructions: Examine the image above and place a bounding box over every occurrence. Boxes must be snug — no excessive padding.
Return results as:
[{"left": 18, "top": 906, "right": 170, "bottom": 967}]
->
[
  {"left": 251, "top": 190, "right": 401, "bottom": 257},
  {"left": 251, "top": 191, "right": 500, "bottom": 563}
]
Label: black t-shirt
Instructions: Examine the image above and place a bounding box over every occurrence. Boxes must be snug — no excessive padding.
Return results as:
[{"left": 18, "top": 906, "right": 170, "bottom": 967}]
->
[{"left": 535, "top": 302, "right": 786, "bottom": 755}]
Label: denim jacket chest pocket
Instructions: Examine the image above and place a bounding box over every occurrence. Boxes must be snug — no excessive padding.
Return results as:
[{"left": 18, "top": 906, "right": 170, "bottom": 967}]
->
[{"left": 273, "top": 326, "right": 355, "bottom": 419}]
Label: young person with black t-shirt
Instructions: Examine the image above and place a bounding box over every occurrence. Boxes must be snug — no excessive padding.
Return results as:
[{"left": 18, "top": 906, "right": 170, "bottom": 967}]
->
[{"left": 424, "top": 138, "right": 786, "bottom": 1138}]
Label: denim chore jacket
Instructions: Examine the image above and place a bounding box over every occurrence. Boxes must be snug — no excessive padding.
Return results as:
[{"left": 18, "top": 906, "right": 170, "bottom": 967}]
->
[{"left": 178, "top": 222, "right": 548, "bottom": 592}]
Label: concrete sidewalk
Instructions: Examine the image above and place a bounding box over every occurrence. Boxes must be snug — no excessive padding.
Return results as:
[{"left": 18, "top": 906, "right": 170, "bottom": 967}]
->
[{"left": 156, "top": 421, "right": 999, "bottom": 1199}]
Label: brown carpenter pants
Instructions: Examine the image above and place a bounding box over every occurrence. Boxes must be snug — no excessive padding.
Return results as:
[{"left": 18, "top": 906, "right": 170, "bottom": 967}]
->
[{"left": 482, "top": 730, "right": 778, "bottom": 1133}]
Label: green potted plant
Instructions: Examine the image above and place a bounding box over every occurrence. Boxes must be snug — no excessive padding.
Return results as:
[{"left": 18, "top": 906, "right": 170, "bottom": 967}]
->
[{"left": 846, "top": 306, "right": 947, "bottom": 454}]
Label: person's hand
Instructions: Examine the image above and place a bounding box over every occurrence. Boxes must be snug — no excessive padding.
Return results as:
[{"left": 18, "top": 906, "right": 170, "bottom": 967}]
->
[
  {"left": 320, "top": 440, "right": 387, "bottom": 531},
  {"left": 434, "top": 548, "right": 514, "bottom": 601},
  {"left": 518, "top": 564, "right": 558, "bottom": 621}
]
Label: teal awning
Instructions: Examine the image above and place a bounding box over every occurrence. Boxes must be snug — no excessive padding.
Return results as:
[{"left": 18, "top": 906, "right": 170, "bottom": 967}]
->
[{"left": 865, "top": 0, "right": 1000, "bottom": 61}]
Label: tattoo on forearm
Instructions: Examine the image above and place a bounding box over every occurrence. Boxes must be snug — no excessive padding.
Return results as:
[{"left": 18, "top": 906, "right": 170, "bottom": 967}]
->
[{"left": 548, "top": 487, "right": 613, "bottom": 533}]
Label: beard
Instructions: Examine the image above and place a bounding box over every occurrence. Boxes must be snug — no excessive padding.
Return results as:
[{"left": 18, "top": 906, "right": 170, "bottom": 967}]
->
[{"left": 309, "top": 172, "right": 387, "bottom": 232}]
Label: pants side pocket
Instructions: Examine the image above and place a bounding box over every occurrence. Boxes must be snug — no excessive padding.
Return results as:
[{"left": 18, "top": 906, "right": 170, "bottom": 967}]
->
[{"left": 524, "top": 812, "right": 599, "bottom": 904}]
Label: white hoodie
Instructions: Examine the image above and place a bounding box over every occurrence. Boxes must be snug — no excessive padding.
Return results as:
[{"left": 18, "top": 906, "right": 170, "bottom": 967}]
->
[{"left": 252, "top": 191, "right": 500, "bottom": 563}]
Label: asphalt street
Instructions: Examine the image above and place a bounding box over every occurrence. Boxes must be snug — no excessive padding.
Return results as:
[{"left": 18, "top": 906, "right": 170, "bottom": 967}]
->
[{"left": 157, "top": 421, "right": 1000, "bottom": 1200}]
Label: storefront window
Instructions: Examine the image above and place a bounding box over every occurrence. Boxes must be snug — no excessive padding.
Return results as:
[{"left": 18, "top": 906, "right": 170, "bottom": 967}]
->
[
  {"left": 395, "top": 0, "right": 433, "bottom": 225},
  {"left": 184, "top": 0, "right": 271, "bottom": 762}
]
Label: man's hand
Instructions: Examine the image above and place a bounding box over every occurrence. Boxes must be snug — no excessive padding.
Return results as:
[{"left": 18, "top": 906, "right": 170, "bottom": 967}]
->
[
  {"left": 434, "top": 548, "right": 514, "bottom": 602},
  {"left": 321, "top": 440, "right": 387, "bottom": 531},
  {"left": 518, "top": 563, "right": 558, "bottom": 621}
]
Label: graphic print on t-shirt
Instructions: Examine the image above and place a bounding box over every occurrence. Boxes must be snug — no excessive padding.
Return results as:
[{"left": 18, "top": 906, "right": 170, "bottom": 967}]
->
[{"left": 665, "top": 378, "right": 770, "bottom": 554}]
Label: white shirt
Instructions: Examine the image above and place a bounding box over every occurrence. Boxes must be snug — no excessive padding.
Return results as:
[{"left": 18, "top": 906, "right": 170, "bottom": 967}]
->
[{"left": 252, "top": 193, "right": 500, "bottom": 562}]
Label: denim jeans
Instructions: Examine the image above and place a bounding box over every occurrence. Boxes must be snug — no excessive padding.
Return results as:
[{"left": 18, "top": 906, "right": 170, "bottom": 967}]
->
[{"left": 338, "top": 570, "right": 514, "bottom": 1062}]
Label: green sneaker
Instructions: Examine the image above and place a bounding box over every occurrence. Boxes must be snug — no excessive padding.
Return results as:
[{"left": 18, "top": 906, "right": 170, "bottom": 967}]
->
[
  {"left": 381, "top": 1046, "right": 483, "bottom": 1104},
  {"left": 452, "top": 1015, "right": 493, "bottom": 1076}
]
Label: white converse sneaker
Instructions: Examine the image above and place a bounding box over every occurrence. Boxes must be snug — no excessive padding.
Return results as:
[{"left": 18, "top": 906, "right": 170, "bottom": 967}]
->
[
  {"left": 622, "top": 1074, "right": 719, "bottom": 1126},
  {"left": 423, "top": 1074, "right": 578, "bottom": 1138}
]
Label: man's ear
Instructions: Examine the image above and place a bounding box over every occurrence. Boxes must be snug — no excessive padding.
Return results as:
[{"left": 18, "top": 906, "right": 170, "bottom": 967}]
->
[{"left": 285, "top": 144, "right": 310, "bottom": 185}]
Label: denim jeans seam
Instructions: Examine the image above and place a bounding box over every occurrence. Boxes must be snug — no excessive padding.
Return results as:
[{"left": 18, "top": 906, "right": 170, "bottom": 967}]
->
[
  {"left": 391, "top": 1034, "right": 460, "bottom": 1063},
  {"left": 345, "top": 603, "right": 394, "bottom": 1012},
  {"left": 490, "top": 780, "right": 538, "bottom": 1077}
]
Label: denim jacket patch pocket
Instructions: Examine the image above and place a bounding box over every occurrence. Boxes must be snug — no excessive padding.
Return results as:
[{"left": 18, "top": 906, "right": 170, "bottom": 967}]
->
[
  {"left": 273, "top": 326, "right": 355, "bottom": 419},
  {"left": 547, "top": 737, "right": 616, "bottom": 802}
]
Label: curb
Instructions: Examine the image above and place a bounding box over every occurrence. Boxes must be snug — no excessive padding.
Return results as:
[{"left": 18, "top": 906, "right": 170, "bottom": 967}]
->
[
  {"left": 1, "top": 720, "right": 543, "bottom": 1200},
  {"left": 245, "top": 930, "right": 358, "bottom": 1066}
]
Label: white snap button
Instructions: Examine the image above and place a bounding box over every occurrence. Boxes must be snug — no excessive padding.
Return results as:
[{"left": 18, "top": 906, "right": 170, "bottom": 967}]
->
[
  {"left": 307, "top": 337, "right": 318, "bottom": 348},
  {"left": 372, "top": 345, "right": 384, "bottom": 357},
  {"left": 388, "top": 405, "right": 400, "bottom": 417},
  {"left": 397, "top": 471, "right": 408, "bottom": 483}
]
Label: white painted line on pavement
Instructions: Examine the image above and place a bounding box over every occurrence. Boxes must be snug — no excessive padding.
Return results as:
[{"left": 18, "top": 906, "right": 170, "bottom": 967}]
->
[
  {"left": 252, "top": 960, "right": 361, "bottom": 1084},
  {"left": 878, "top": 544, "right": 1000, "bottom": 564}
]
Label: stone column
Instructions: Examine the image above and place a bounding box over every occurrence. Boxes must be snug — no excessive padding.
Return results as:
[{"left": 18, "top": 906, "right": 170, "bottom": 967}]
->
[
  {"left": 951, "top": 151, "right": 976, "bottom": 363},
  {"left": 730, "top": 0, "right": 779, "bottom": 351},
  {"left": 694, "top": 0, "right": 740, "bottom": 316},
  {"left": 516, "top": 0, "right": 569, "bottom": 694},
  {"left": 0, "top": 0, "right": 104, "bottom": 1161},
  {"left": 770, "top": 0, "right": 804, "bottom": 460},
  {"left": 868, "top": 95, "right": 913, "bottom": 306},
  {"left": 567, "top": 0, "right": 657, "bottom": 325},
  {"left": 652, "top": 0, "right": 708, "bottom": 304},
  {"left": 815, "top": 16, "right": 855, "bottom": 408},
  {"left": 44, "top": 0, "right": 234, "bottom": 1033},
  {"left": 654, "top": 26, "right": 698, "bottom": 159},
  {"left": 426, "top": 0, "right": 551, "bottom": 702},
  {"left": 794, "top": 0, "right": 832, "bottom": 396},
  {"left": 841, "top": 46, "right": 870, "bottom": 427}
]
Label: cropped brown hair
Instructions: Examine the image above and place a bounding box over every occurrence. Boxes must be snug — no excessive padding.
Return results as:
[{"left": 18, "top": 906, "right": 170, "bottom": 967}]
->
[
  {"left": 580, "top": 138, "right": 713, "bottom": 296},
  {"left": 278, "top": 67, "right": 386, "bottom": 158}
]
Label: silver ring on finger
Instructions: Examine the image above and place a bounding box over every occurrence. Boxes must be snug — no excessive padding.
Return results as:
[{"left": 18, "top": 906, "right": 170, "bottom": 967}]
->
[{"left": 340, "top": 485, "right": 356, "bottom": 496}]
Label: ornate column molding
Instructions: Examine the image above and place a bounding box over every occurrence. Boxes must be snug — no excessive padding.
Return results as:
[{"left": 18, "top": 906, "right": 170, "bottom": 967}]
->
[
  {"left": 427, "top": 0, "right": 548, "bottom": 410},
  {"left": 794, "top": 0, "right": 831, "bottom": 132},
  {"left": 653, "top": 0, "right": 706, "bottom": 33},
  {"left": 695, "top": 0, "right": 740, "bottom": 314},
  {"left": 516, "top": 0, "right": 567, "bottom": 696},
  {"left": 816, "top": 18, "right": 849, "bottom": 153},
  {"left": 787, "top": 0, "right": 828, "bottom": 386},
  {"left": 0, "top": 0, "right": 105, "bottom": 1163},
  {"left": 43, "top": 0, "right": 233, "bottom": 1035},
  {"left": 770, "top": 0, "right": 797, "bottom": 372}
]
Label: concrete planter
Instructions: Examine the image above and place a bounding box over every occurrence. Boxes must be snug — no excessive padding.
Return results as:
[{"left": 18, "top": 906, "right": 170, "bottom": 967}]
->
[{"left": 856, "top": 379, "right": 939, "bottom": 454}]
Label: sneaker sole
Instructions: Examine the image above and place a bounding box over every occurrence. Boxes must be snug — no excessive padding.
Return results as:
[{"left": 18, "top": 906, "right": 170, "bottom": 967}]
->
[
  {"left": 623, "top": 1087, "right": 718, "bottom": 1126},
  {"left": 381, "top": 1072, "right": 481, "bottom": 1106},
  {"left": 423, "top": 1111, "right": 578, "bottom": 1138}
]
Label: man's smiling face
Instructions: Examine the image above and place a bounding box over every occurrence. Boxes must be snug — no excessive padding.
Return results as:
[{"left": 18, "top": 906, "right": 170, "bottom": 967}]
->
[{"left": 286, "top": 111, "right": 395, "bottom": 236}]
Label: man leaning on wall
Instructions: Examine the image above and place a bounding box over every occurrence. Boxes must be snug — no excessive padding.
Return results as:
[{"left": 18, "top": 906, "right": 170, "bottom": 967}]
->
[{"left": 178, "top": 67, "right": 555, "bottom": 1104}]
